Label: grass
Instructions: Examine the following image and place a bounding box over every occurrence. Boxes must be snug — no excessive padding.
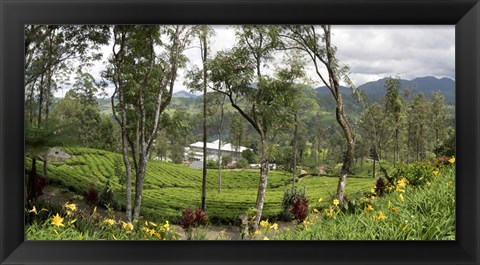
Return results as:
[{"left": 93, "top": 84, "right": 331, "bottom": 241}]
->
[
  {"left": 274, "top": 164, "right": 455, "bottom": 240},
  {"left": 25, "top": 146, "right": 374, "bottom": 223}
]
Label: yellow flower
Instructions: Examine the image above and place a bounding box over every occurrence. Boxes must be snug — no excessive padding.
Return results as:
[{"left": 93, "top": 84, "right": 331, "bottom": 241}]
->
[
  {"left": 144, "top": 228, "right": 156, "bottom": 236},
  {"left": 377, "top": 211, "right": 386, "bottom": 221},
  {"left": 103, "top": 218, "right": 116, "bottom": 226},
  {"left": 51, "top": 213, "right": 65, "bottom": 227},
  {"left": 270, "top": 223, "right": 278, "bottom": 231},
  {"left": 28, "top": 206, "right": 38, "bottom": 215},
  {"left": 260, "top": 220, "right": 270, "bottom": 228},
  {"left": 318, "top": 197, "right": 323, "bottom": 203},
  {"left": 263, "top": 236, "right": 269, "bottom": 240},
  {"left": 448, "top": 156, "right": 455, "bottom": 164},
  {"left": 397, "top": 178, "right": 408, "bottom": 189},
  {"left": 121, "top": 221, "right": 134, "bottom": 231},
  {"left": 313, "top": 208, "right": 319, "bottom": 213},
  {"left": 398, "top": 194, "right": 404, "bottom": 202},
  {"left": 333, "top": 199, "right": 339, "bottom": 206},
  {"left": 162, "top": 221, "right": 169, "bottom": 231},
  {"left": 432, "top": 170, "right": 440, "bottom": 177},
  {"left": 325, "top": 207, "right": 334, "bottom": 217},
  {"left": 64, "top": 202, "right": 77, "bottom": 212},
  {"left": 366, "top": 204, "right": 374, "bottom": 211}
]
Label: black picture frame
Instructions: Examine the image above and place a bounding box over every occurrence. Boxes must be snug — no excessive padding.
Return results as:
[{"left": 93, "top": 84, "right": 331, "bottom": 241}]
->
[{"left": 1, "top": 0, "right": 479, "bottom": 264}]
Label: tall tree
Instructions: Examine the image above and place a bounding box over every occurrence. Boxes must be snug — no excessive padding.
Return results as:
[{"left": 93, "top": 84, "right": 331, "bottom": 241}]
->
[
  {"left": 406, "top": 93, "right": 432, "bottom": 161},
  {"left": 106, "top": 25, "right": 192, "bottom": 221},
  {"left": 209, "top": 25, "right": 304, "bottom": 231},
  {"left": 384, "top": 76, "right": 404, "bottom": 166},
  {"left": 184, "top": 25, "right": 215, "bottom": 209},
  {"left": 281, "top": 25, "right": 361, "bottom": 202},
  {"left": 430, "top": 91, "right": 449, "bottom": 153},
  {"left": 24, "top": 25, "right": 109, "bottom": 199}
]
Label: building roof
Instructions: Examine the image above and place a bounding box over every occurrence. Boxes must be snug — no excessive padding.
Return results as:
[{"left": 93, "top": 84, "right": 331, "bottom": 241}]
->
[{"left": 188, "top": 139, "right": 250, "bottom": 153}]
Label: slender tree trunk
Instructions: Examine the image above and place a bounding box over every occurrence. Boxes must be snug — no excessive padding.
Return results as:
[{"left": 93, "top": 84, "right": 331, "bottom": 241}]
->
[
  {"left": 27, "top": 156, "right": 38, "bottom": 201},
  {"left": 37, "top": 73, "right": 45, "bottom": 126},
  {"left": 45, "top": 70, "right": 52, "bottom": 126},
  {"left": 133, "top": 154, "right": 147, "bottom": 219},
  {"left": 292, "top": 112, "right": 298, "bottom": 189},
  {"left": 253, "top": 138, "right": 269, "bottom": 232},
  {"left": 217, "top": 138, "right": 222, "bottom": 193},
  {"left": 201, "top": 33, "right": 208, "bottom": 211},
  {"left": 373, "top": 158, "right": 376, "bottom": 179},
  {"left": 217, "top": 102, "right": 224, "bottom": 193},
  {"left": 335, "top": 96, "right": 354, "bottom": 202},
  {"left": 120, "top": 132, "right": 133, "bottom": 221}
]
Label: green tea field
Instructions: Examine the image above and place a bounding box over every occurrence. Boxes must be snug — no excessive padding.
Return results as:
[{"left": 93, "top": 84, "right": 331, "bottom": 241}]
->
[{"left": 26, "top": 147, "right": 375, "bottom": 223}]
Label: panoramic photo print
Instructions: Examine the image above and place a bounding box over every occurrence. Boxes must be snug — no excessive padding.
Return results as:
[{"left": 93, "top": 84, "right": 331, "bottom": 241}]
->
[{"left": 24, "top": 25, "right": 455, "bottom": 240}]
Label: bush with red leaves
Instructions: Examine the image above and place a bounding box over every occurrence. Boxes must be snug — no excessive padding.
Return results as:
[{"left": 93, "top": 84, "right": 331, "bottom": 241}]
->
[
  {"left": 33, "top": 176, "right": 49, "bottom": 199},
  {"left": 374, "top": 177, "right": 387, "bottom": 196},
  {"left": 290, "top": 197, "right": 309, "bottom": 223},
  {"left": 179, "top": 208, "right": 207, "bottom": 230},
  {"left": 84, "top": 187, "right": 99, "bottom": 207}
]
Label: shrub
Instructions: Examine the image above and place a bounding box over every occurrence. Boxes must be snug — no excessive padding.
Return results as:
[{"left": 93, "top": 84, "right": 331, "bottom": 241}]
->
[
  {"left": 236, "top": 158, "right": 249, "bottom": 169},
  {"left": 281, "top": 187, "right": 306, "bottom": 221},
  {"left": 179, "top": 208, "right": 207, "bottom": 231},
  {"left": 394, "top": 162, "right": 436, "bottom": 187},
  {"left": 374, "top": 177, "right": 387, "bottom": 197},
  {"left": 178, "top": 208, "right": 207, "bottom": 240},
  {"left": 99, "top": 180, "right": 119, "bottom": 209},
  {"left": 241, "top": 149, "right": 257, "bottom": 164},
  {"left": 84, "top": 187, "right": 99, "bottom": 207},
  {"left": 206, "top": 160, "right": 218, "bottom": 169},
  {"left": 290, "top": 197, "right": 309, "bottom": 223}
]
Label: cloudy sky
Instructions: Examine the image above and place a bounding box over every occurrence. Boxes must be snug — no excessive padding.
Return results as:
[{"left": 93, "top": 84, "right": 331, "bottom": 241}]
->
[{"left": 55, "top": 25, "right": 455, "bottom": 97}]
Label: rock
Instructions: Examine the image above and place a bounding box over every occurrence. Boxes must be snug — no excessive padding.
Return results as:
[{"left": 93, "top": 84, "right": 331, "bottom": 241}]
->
[{"left": 47, "top": 147, "right": 71, "bottom": 162}]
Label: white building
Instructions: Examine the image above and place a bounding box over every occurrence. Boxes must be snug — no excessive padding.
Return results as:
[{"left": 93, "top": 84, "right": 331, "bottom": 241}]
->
[{"left": 185, "top": 139, "right": 250, "bottom": 162}]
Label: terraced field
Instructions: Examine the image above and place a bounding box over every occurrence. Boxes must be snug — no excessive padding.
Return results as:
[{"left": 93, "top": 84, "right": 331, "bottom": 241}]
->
[{"left": 26, "top": 147, "right": 375, "bottom": 223}]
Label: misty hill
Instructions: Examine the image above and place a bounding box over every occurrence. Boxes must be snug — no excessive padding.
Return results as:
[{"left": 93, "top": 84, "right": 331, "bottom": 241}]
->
[
  {"left": 172, "top": 90, "right": 199, "bottom": 99},
  {"left": 315, "top": 76, "right": 455, "bottom": 114}
]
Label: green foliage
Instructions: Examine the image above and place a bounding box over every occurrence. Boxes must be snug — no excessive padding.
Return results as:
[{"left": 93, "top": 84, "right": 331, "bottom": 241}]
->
[
  {"left": 99, "top": 179, "right": 120, "bottom": 210},
  {"left": 275, "top": 164, "right": 455, "bottom": 240},
  {"left": 391, "top": 162, "right": 437, "bottom": 187},
  {"left": 241, "top": 149, "right": 257, "bottom": 164},
  {"left": 236, "top": 158, "right": 249, "bottom": 169}
]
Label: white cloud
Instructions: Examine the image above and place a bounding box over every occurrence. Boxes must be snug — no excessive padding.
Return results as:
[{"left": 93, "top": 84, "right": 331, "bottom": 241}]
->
[{"left": 54, "top": 25, "right": 455, "bottom": 97}]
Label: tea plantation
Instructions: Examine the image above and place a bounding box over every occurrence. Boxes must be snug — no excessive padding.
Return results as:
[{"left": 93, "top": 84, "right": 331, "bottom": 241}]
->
[{"left": 26, "top": 147, "right": 375, "bottom": 223}]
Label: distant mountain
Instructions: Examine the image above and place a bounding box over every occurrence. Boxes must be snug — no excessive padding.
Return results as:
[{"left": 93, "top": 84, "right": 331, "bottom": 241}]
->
[
  {"left": 172, "top": 90, "right": 199, "bottom": 99},
  {"left": 315, "top": 76, "right": 455, "bottom": 112}
]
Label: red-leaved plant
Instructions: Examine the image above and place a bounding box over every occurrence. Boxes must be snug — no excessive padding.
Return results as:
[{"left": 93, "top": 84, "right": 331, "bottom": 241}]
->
[
  {"left": 290, "top": 197, "right": 309, "bottom": 223},
  {"left": 85, "top": 187, "right": 99, "bottom": 207},
  {"left": 179, "top": 208, "right": 207, "bottom": 230}
]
